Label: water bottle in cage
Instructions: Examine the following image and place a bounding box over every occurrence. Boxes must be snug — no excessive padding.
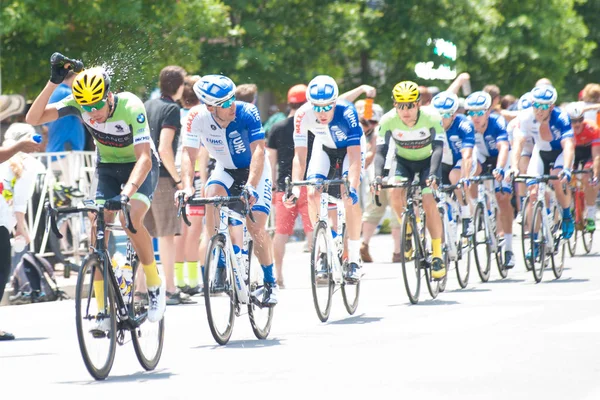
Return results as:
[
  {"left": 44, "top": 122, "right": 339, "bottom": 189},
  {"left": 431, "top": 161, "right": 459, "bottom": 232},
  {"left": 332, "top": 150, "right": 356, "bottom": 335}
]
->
[{"left": 112, "top": 252, "right": 133, "bottom": 304}]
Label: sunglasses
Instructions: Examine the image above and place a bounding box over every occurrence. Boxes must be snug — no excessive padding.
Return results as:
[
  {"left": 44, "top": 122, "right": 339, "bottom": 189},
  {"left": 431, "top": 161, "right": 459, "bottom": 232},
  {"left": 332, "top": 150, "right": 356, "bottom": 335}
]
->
[
  {"left": 81, "top": 99, "right": 107, "bottom": 113},
  {"left": 216, "top": 96, "right": 236, "bottom": 109},
  {"left": 395, "top": 102, "right": 418, "bottom": 110},
  {"left": 313, "top": 104, "right": 334, "bottom": 112},
  {"left": 440, "top": 112, "right": 454, "bottom": 119},
  {"left": 360, "top": 118, "right": 379, "bottom": 126},
  {"left": 532, "top": 102, "right": 551, "bottom": 110},
  {"left": 467, "top": 110, "right": 486, "bottom": 117},
  {"left": 571, "top": 118, "right": 584, "bottom": 124}
]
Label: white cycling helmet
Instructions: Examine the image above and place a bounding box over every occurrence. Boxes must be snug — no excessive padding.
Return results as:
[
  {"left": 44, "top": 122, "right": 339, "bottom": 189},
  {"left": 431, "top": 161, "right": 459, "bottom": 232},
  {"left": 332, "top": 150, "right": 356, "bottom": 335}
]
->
[
  {"left": 565, "top": 102, "right": 585, "bottom": 120},
  {"left": 432, "top": 91, "right": 459, "bottom": 116},
  {"left": 517, "top": 92, "right": 533, "bottom": 111},
  {"left": 306, "top": 75, "right": 339, "bottom": 106},
  {"left": 531, "top": 84, "right": 557, "bottom": 105},
  {"left": 464, "top": 91, "right": 492, "bottom": 111},
  {"left": 193, "top": 75, "right": 236, "bottom": 106}
]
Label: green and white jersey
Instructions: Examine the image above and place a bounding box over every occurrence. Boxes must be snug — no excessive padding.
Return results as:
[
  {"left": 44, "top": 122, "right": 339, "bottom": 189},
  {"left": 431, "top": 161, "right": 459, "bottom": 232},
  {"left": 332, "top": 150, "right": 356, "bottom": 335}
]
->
[
  {"left": 55, "top": 92, "right": 158, "bottom": 164},
  {"left": 377, "top": 106, "right": 446, "bottom": 161}
]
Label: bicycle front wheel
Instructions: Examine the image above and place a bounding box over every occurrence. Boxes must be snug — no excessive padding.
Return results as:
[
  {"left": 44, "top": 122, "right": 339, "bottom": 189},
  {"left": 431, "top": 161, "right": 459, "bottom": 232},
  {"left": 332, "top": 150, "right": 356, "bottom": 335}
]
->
[
  {"left": 473, "top": 203, "right": 491, "bottom": 282},
  {"left": 456, "top": 225, "right": 471, "bottom": 289},
  {"left": 341, "top": 261, "right": 360, "bottom": 315},
  {"left": 311, "top": 221, "right": 334, "bottom": 322},
  {"left": 521, "top": 196, "right": 533, "bottom": 270},
  {"left": 551, "top": 237, "right": 566, "bottom": 279},
  {"left": 247, "top": 240, "right": 274, "bottom": 339},
  {"left": 530, "top": 201, "right": 547, "bottom": 283},
  {"left": 204, "top": 234, "right": 235, "bottom": 345},
  {"left": 131, "top": 257, "right": 164, "bottom": 371},
  {"left": 438, "top": 210, "right": 450, "bottom": 293},
  {"left": 75, "top": 254, "right": 117, "bottom": 380},
  {"left": 401, "top": 212, "right": 421, "bottom": 304},
  {"left": 582, "top": 229, "right": 594, "bottom": 254},
  {"left": 567, "top": 195, "right": 578, "bottom": 256}
]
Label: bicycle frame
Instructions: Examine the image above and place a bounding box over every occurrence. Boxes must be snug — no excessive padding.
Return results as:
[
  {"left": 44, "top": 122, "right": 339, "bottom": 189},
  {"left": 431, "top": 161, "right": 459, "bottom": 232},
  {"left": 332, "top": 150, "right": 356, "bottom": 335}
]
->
[
  {"left": 473, "top": 176, "right": 501, "bottom": 252},
  {"left": 317, "top": 186, "right": 347, "bottom": 285}
]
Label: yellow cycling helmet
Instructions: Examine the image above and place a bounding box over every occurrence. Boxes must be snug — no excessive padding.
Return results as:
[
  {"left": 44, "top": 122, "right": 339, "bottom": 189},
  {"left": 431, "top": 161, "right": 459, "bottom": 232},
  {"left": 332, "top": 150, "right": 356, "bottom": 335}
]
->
[
  {"left": 72, "top": 67, "right": 111, "bottom": 105},
  {"left": 392, "top": 81, "right": 420, "bottom": 103}
]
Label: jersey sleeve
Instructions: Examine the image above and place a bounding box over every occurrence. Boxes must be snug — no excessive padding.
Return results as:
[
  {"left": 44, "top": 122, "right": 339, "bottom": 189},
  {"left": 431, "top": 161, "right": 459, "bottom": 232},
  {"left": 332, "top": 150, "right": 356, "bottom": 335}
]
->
[
  {"left": 242, "top": 103, "right": 265, "bottom": 143},
  {"left": 557, "top": 110, "right": 574, "bottom": 140},
  {"left": 293, "top": 107, "right": 309, "bottom": 148},
  {"left": 459, "top": 119, "right": 475, "bottom": 148},
  {"left": 494, "top": 115, "right": 509, "bottom": 142},
  {"left": 181, "top": 106, "right": 203, "bottom": 149},
  {"left": 126, "top": 95, "right": 152, "bottom": 146},
  {"left": 54, "top": 94, "right": 83, "bottom": 118},
  {"left": 342, "top": 105, "right": 363, "bottom": 147},
  {"left": 430, "top": 112, "right": 446, "bottom": 142}
]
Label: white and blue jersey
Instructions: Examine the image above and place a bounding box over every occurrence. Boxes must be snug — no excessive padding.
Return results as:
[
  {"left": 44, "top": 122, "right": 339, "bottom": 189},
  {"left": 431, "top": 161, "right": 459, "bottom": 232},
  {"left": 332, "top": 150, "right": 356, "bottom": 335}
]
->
[
  {"left": 473, "top": 113, "right": 509, "bottom": 163},
  {"left": 442, "top": 114, "right": 475, "bottom": 166},
  {"left": 182, "top": 101, "right": 264, "bottom": 169},
  {"left": 293, "top": 99, "right": 363, "bottom": 149},
  {"left": 513, "top": 107, "right": 573, "bottom": 151}
]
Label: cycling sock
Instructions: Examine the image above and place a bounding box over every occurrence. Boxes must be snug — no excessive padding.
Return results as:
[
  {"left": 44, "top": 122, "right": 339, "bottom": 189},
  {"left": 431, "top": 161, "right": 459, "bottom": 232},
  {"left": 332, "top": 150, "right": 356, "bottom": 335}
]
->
[
  {"left": 261, "top": 263, "right": 276, "bottom": 284},
  {"left": 143, "top": 260, "right": 162, "bottom": 288},
  {"left": 93, "top": 280, "right": 105, "bottom": 311},
  {"left": 187, "top": 261, "right": 199, "bottom": 287},
  {"left": 587, "top": 206, "right": 596, "bottom": 220},
  {"left": 432, "top": 238, "right": 442, "bottom": 259},
  {"left": 175, "top": 262, "right": 185, "bottom": 287},
  {"left": 461, "top": 205, "right": 471, "bottom": 218},
  {"left": 348, "top": 240, "right": 361, "bottom": 263},
  {"left": 504, "top": 234, "right": 513, "bottom": 252},
  {"left": 563, "top": 207, "right": 572, "bottom": 219}
]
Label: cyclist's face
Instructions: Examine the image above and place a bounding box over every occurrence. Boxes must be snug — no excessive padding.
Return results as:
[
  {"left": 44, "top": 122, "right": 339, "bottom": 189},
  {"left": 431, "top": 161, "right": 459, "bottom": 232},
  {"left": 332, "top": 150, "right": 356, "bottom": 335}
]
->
[
  {"left": 533, "top": 105, "right": 552, "bottom": 123},
  {"left": 86, "top": 93, "right": 112, "bottom": 123},
  {"left": 571, "top": 118, "right": 584, "bottom": 134},
  {"left": 441, "top": 115, "right": 455, "bottom": 130},
  {"left": 469, "top": 111, "right": 490, "bottom": 131},
  {"left": 313, "top": 103, "right": 335, "bottom": 124},
  {"left": 395, "top": 102, "right": 419, "bottom": 126},
  {"left": 212, "top": 102, "right": 236, "bottom": 124}
]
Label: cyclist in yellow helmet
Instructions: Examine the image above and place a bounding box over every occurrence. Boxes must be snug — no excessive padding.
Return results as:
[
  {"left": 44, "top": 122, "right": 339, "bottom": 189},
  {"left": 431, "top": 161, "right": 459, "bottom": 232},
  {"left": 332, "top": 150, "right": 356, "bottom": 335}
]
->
[{"left": 374, "top": 81, "right": 448, "bottom": 279}]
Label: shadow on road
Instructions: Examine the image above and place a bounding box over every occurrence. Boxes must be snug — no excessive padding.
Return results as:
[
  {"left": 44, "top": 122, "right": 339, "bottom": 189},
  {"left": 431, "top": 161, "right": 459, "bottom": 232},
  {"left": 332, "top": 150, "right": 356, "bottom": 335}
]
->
[
  {"left": 417, "top": 299, "right": 461, "bottom": 306},
  {"left": 326, "top": 314, "right": 382, "bottom": 325},
  {"left": 0, "top": 351, "right": 55, "bottom": 359},
  {"left": 543, "top": 277, "right": 590, "bottom": 284},
  {"left": 61, "top": 369, "right": 174, "bottom": 384},
  {"left": 486, "top": 278, "right": 526, "bottom": 284},
  {"left": 448, "top": 287, "right": 491, "bottom": 293},
  {"left": 192, "top": 338, "right": 284, "bottom": 350}
]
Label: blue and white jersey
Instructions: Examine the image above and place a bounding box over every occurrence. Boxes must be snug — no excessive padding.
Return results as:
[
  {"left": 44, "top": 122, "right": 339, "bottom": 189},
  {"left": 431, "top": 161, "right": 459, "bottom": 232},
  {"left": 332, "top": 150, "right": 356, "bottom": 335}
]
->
[
  {"left": 293, "top": 99, "right": 363, "bottom": 149},
  {"left": 442, "top": 113, "right": 475, "bottom": 166},
  {"left": 182, "top": 101, "right": 264, "bottom": 169},
  {"left": 513, "top": 107, "right": 573, "bottom": 151},
  {"left": 472, "top": 113, "right": 509, "bottom": 159}
]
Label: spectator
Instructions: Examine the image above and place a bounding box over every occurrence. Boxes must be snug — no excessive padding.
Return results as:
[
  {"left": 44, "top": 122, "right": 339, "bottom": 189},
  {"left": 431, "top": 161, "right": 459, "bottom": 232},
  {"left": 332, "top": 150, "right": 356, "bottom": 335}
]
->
[
  {"left": 419, "top": 86, "right": 432, "bottom": 106},
  {"left": 235, "top": 83, "right": 258, "bottom": 104},
  {"left": 483, "top": 84, "right": 501, "bottom": 110},
  {"left": 174, "top": 75, "right": 205, "bottom": 295},
  {"left": 0, "top": 127, "right": 44, "bottom": 340},
  {"left": 144, "top": 65, "right": 191, "bottom": 305},
  {"left": 500, "top": 94, "right": 517, "bottom": 110},
  {"left": 581, "top": 83, "right": 600, "bottom": 124},
  {"left": 263, "top": 104, "right": 286, "bottom": 136},
  {"left": 267, "top": 84, "right": 312, "bottom": 288}
]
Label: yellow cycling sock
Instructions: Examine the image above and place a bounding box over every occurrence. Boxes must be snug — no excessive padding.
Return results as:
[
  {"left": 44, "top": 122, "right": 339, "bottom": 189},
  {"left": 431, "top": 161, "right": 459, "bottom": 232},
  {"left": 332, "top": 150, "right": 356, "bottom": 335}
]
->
[
  {"left": 432, "top": 238, "right": 442, "bottom": 259},
  {"left": 187, "top": 261, "right": 199, "bottom": 287},
  {"left": 143, "top": 260, "right": 162, "bottom": 288},
  {"left": 175, "top": 262, "right": 185, "bottom": 287},
  {"left": 93, "top": 280, "right": 105, "bottom": 311}
]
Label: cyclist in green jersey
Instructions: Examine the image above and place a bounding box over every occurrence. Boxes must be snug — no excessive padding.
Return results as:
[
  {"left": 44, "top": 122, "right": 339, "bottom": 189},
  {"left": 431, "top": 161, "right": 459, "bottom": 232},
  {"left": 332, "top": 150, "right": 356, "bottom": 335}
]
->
[
  {"left": 374, "top": 81, "right": 447, "bottom": 279},
  {"left": 26, "top": 55, "right": 166, "bottom": 328}
]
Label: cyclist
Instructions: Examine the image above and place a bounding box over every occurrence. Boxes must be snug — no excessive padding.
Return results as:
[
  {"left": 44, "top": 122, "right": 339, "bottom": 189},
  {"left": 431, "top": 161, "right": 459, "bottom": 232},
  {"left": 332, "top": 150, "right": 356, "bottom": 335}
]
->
[
  {"left": 511, "top": 84, "right": 575, "bottom": 241},
  {"left": 464, "top": 91, "right": 514, "bottom": 268},
  {"left": 286, "top": 75, "right": 365, "bottom": 282},
  {"left": 179, "top": 74, "right": 278, "bottom": 306},
  {"left": 374, "top": 81, "right": 446, "bottom": 279},
  {"left": 566, "top": 102, "right": 600, "bottom": 231},
  {"left": 432, "top": 91, "right": 477, "bottom": 235},
  {"left": 26, "top": 59, "right": 166, "bottom": 327}
]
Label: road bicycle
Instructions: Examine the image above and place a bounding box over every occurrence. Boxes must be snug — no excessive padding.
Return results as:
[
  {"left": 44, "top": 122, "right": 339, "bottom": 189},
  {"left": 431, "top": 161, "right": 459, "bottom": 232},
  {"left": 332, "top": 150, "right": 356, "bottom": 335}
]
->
[
  {"left": 567, "top": 169, "right": 594, "bottom": 255},
  {"left": 46, "top": 200, "right": 164, "bottom": 380},
  {"left": 286, "top": 176, "right": 360, "bottom": 322},
  {"left": 178, "top": 192, "right": 273, "bottom": 344}
]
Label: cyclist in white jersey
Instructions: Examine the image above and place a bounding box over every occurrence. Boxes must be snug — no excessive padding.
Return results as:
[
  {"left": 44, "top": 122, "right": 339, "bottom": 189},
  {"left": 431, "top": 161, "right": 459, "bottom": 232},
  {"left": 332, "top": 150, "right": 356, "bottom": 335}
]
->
[
  {"left": 179, "top": 75, "right": 277, "bottom": 306},
  {"left": 286, "top": 75, "right": 366, "bottom": 282}
]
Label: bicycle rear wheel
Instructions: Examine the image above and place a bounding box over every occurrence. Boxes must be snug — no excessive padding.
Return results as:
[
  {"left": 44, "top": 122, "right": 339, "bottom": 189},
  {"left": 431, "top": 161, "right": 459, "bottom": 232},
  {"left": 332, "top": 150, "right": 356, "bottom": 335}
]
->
[
  {"left": 401, "top": 212, "right": 421, "bottom": 304},
  {"left": 494, "top": 209, "right": 507, "bottom": 279},
  {"left": 473, "top": 203, "right": 491, "bottom": 282},
  {"left": 530, "top": 201, "right": 547, "bottom": 283},
  {"left": 341, "top": 260, "right": 360, "bottom": 315},
  {"left": 247, "top": 240, "right": 274, "bottom": 339},
  {"left": 552, "top": 238, "right": 566, "bottom": 279},
  {"left": 456, "top": 225, "right": 471, "bottom": 289},
  {"left": 567, "top": 194, "right": 578, "bottom": 256},
  {"left": 75, "top": 254, "right": 117, "bottom": 380},
  {"left": 204, "top": 234, "right": 235, "bottom": 345},
  {"left": 131, "top": 257, "right": 164, "bottom": 371},
  {"left": 439, "top": 210, "right": 449, "bottom": 293},
  {"left": 311, "top": 221, "right": 334, "bottom": 322},
  {"left": 49, "top": 213, "right": 89, "bottom": 273},
  {"left": 521, "top": 196, "right": 533, "bottom": 270},
  {"left": 582, "top": 230, "right": 593, "bottom": 254}
]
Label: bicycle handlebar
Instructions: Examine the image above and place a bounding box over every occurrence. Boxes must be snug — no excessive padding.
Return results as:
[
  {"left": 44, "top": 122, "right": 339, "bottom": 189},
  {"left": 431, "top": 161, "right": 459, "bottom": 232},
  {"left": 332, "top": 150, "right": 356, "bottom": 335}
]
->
[
  {"left": 176, "top": 192, "right": 255, "bottom": 227},
  {"left": 284, "top": 176, "right": 350, "bottom": 204},
  {"left": 371, "top": 179, "right": 419, "bottom": 207}
]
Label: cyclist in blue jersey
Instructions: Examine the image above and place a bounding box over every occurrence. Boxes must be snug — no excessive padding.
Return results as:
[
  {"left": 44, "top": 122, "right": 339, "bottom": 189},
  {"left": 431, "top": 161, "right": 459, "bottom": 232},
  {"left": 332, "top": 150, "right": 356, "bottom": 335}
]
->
[
  {"left": 432, "top": 91, "right": 477, "bottom": 235},
  {"left": 286, "top": 75, "right": 366, "bottom": 282},
  {"left": 465, "top": 91, "right": 515, "bottom": 268},
  {"left": 179, "top": 75, "right": 278, "bottom": 306}
]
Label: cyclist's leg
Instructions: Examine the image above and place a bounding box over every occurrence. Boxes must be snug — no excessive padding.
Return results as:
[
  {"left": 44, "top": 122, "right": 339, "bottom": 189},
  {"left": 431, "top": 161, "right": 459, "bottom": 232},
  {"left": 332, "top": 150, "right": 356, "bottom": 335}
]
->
[
  {"left": 341, "top": 143, "right": 364, "bottom": 268},
  {"left": 306, "top": 144, "right": 330, "bottom": 228},
  {"left": 548, "top": 152, "right": 573, "bottom": 237},
  {"left": 495, "top": 177, "right": 514, "bottom": 264},
  {"left": 582, "top": 161, "right": 597, "bottom": 229}
]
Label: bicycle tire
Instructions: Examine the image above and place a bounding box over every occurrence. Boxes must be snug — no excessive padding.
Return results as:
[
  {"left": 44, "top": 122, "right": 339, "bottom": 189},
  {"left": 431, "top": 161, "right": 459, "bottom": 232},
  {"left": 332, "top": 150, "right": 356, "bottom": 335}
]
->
[
  {"left": 530, "top": 201, "right": 547, "bottom": 283},
  {"left": 401, "top": 212, "right": 421, "bottom": 304},
  {"left": 75, "top": 254, "right": 116, "bottom": 380},
  {"left": 551, "top": 238, "right": 566, "bottom": 279},
  {"left": 131, "top": 257, "right": 165, "bottom": 370},
  {"left": 494, "top": 208, "right": 507, "bottom": 279},
  {"left": 248, "top": 240, "right": 274, "bottom": 339},
  {"left": 456, "top": 225, "right": 471, "bottom": 289},
  {"left": 48, "top": 212, "right": 89, "bottom": 271},
  {"left": 341, "top": 263, "right": 360, "bottom": 315},
  {"left": 567, "top": 194, "right": 578, "bottom": 256},
  {"left": 310, "top": 221, "right": 334, "bottom": 322},
  {"left": 521, "top": 196, "right": 533, "bottom": 270},
  {"left": 204, "top": 234, "right": 235, "bottom": 345},
  {"left": 439, "top": 209, "right": 449, "bottom": 293},
  {"left": 473, "top": 203, "right": 491, "bottom": 282},
  {"left": 582, "top": 230, "right": 593, "bottom": 254}
]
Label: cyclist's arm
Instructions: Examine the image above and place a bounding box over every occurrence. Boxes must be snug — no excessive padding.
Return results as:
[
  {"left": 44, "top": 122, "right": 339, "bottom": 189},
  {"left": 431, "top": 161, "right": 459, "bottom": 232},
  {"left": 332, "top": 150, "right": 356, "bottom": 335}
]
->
[
  {"left": 460, "top": 147, "right": 473, "bottom": 179},
  {"left": 561, "top": 137, "right": 575, "bottom": 171},
  {"left": 583, "top": 103, "right": 600, "bottom": 113},
  {"left": 181, "top": 146, "right": 199, "bottom": 191},
  {"left": 347, "top": 144, "right": 362, "bottom": 191},
  {"left": 374, "top": 129, "right": 391, "bottom": 177},
  {"left": 446, "top": 72, "right": 470, "bottom": 95},
  {"left": 364, "top": 129, "right": 378, "bottom": 168},
  {"left": 158, "top": 127, "right": 181, "bottom": 186},
  {"left": 122, "top": 143, "right": 152, "bottom": 199},
  {"left": 248, "top": 139, "right": 266, "bottom": 188},
  {"left": 496, "top": 140, "right": 510, "bottom": 170},
  {"left": 291, "top": 107, "right": 309, "bottom": 182},
  {"left": 338, "top": 85, "right": 376, "bottom": 102},
  {"left": 430, "top": 139, "right": 444, "bottom": 177},
  {"left": 26, "top": 82, "right": 61, "bottom": 125},
  {"left": 592, "top": 145, "right": 600, "bottom": 180},
  {"left": 198, "top": 147, "right": 209, "bottom": 188}
]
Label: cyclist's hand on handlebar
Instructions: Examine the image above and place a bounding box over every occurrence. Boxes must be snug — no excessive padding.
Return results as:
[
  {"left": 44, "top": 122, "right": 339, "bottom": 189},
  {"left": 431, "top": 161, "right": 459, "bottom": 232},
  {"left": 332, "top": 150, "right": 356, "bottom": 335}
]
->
[
  {"left": 244, "top": 184, "right": 259, "bottom": 207},
  {"left": 427, "top": 175, "right": 439, "bottom": 190},
  {"left": 506, "top": 168, "right": 519, "bottom": 183},
  {"left": 493, "top": 167, "right": 505, "bottom": 182},
  {"left": 283, "top": 186, "right": 300, "bottom": 208},
  {"left": 105, "top": 194, "right": 129, "bottom": 211},
  {"left": 591, "top": 176, "right": 599, "bottom": 187},
  {"left": 560, "top": 168, "right": 572, "bottom": 184},
  {"left": 372, "top": 176, "right": 383, "bottom": 194},
  {"left": 174, "top": 187, "right": 194, "bottom": 204},
  {"left": 459, "top": 177, "right": 471, "bottom": 187}
]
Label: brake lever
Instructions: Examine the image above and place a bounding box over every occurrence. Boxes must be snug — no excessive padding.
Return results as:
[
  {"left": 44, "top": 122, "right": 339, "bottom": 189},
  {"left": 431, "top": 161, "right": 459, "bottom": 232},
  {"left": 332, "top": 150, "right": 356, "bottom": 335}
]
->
[
  {"left": 121, "top": 201, "right": 137, "bottom": 234},
  {"left": 46, "top": 202, "right": 63, "bottom": 239},
  {"left": 242, "top": 189, "right": 256, "bottom": 223},
  {"left": 177, "top": 193, "right": 192, "bottom": 227}
]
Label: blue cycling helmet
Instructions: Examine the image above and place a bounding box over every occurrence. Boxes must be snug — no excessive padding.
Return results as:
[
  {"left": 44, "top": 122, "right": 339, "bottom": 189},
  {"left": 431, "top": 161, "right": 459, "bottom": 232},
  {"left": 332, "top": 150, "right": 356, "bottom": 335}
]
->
[
  {"left": 432, "top": 91, "right": 459, "bottom": 116},
  {"left": 518, "top": 92, "right": 533, "bottom": 111},
  {"left": 306, "top": 75, "right": 339, "bottom": 106},
  {"left": 531, "top": 84, "right": 557, "bottom": 105},
  {"left": 464, "top": 91, "right": 492, "bottom": 111},
  {"left": 193, "top": 75, "right": 236, "bottom": 106}
]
